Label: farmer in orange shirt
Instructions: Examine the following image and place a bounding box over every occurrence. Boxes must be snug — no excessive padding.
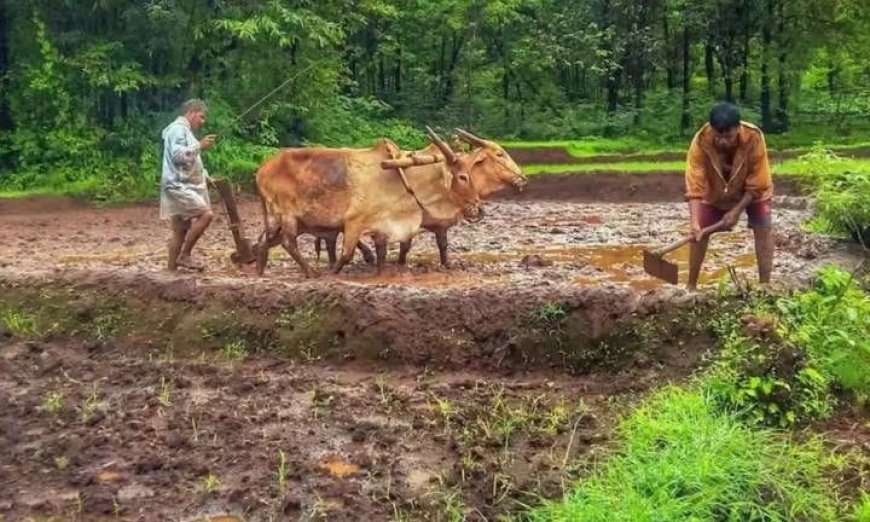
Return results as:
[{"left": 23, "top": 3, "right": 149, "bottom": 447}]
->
[{"left": 685, "top": 102, "right": 774, "bottom": 290}]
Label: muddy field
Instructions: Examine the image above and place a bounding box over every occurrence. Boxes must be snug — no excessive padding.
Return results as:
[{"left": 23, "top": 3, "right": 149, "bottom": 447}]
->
[
  {"left": 0, "top": 174, "right": 864, "bottom": 521},
  {"left": 0, "top": 175, "right": 848, "bottom": 291}
]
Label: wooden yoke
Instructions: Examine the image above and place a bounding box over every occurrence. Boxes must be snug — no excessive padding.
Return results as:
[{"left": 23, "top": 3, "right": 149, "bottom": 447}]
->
[{"left": 380, "top": 153, "right": 445, "bottom": 170}]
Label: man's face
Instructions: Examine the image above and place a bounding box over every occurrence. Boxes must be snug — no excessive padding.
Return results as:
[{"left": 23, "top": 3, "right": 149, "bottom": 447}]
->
[
  {"left": 712, "top": 126, "right": 740, "bottom": 151},
  {"left": 186, "top": 109, "right": 207, "bottom": 130}
]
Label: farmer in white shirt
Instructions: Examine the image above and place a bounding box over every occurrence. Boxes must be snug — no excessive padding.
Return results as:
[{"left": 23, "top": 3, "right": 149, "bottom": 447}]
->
[{"left": 160, "top": 99, "right": 217, "bottom": 271}]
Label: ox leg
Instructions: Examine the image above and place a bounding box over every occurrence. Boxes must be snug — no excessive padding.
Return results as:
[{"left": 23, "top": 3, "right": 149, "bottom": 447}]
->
[
  {"left": 334, "top": 226, "right": 362, "bottom": 274},
  {"left": 435, "top": 228, "right": 451, "bottom": 267},
  {"left": 280, "top": 225, "right": 315, "bottom": 278},
  {"left": 255, "top": 225, "right": 281, "bottom": 276},
  {"left": 357, "top": 241, "right": 376, "bottom": 265},
  {"left": 373, "top": 235, "right": 388, "bottom": 275},
  {"left": 397, "top": 239, "right": 412, "bottom": 266},
  {"left": 325, "top": 234, "right": 338, "bottom": 267}
]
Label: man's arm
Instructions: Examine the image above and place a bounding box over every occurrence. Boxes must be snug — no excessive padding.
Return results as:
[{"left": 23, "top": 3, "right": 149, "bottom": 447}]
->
[
  {"left": 744, "top": 131, "right": 773, "bottom": 201},
  {"left": 685, "top": 134, "right": 708, "bottom": 240}
]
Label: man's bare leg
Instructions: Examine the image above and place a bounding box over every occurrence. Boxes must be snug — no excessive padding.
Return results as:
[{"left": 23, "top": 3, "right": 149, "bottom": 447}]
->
[
  {"left": 753, "top": 226, "right": 774, "bottom": 285},
  {"left": 168, "top": 217, "right": 190, "bottom": 271},
  {"left": 176, "top": 209, "right": 214, "bottom": 269},
  {"left": 687, "top": 236, "right": 710, "bottom": 290}
]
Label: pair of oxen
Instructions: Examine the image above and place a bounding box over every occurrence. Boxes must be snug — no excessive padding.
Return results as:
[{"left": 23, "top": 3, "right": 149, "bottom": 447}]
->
[{"left": 254, "top": 128, "right": 527, "bottom": 276}]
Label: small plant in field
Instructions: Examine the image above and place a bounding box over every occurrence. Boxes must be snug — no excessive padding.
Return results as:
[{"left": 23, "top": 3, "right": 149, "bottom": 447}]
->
[
  {"left": 533, "top": 301, "right": 570, "bottom": 332},
  {"left": 41, "top": 390, "right": 64, "bottom": 414},
  {"left": 1, "top": 308, "right": 39, "bottom": 336},
  {"left": 853, "top": 492, "right": 870, "bottom": 522},
  {"left": 76, "top": 385, "right": 101, "bottom": 423},
  {"left": 277, "top": 450, "right": 288, "bottom": 494},
  {"left": 54, "top": 455, "right": 70, "bottom": 470},
  {"left": 201, "top": 473, "right": 220, "bottom": 493},
  {"left": 221, "top": 339, "right": 248, "bottom": 360},
  {"left": 157, "top": 377, "right": 172, "bottom": 407},
  {"left": 431, "top": 396, "right": 455, "bottom": 423}
]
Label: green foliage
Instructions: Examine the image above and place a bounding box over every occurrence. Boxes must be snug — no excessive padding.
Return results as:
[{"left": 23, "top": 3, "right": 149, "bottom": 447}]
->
[
  {"left": 705, "top": 310, "right": 834, "bottom": 428},
  {"left": 705, "top": 266, "right": 869, "bottom": 426},
  {"left": 0, "top": 308, "right": 39, "bottom": 337},
  {"left": 776, "top": 265, "right": 870, "bottom": 398},
  {"left": 854, "top": 493, "right": 870, "bottom": 522},
  {"left": 796, "top": 145, "right": 870, "bottom": 243},
  {"left": 2, "top": 0, "right": 870, "bottom": 201},
  {"left": 529, "top": 387, "right": 845, "bottom": 522}
]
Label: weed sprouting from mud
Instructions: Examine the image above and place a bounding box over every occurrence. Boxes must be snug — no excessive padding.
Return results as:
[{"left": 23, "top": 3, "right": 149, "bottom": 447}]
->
[
  {"left": 201, "top": 473, "right": 221, "bottom": 493},
  {"left": 157, "top": 377, "right": 172, "bottom": 407},
  {"left": 41, "top": 390, "right": 65, "bottom": 414},
  {"left": 221, "top": 339, "right": 248, "bottom": 360},
  {"left": 1, "top": 308, "right": 39, "bottom": 337},
  {"left": 76, "top": 384, "right": 101, "bottom": 423},
  {"left": 532, "top": 301, "right": 570, "bottom": 337},
  {"left": 431, "top": 396, "right": 456, "bottom": 423}
]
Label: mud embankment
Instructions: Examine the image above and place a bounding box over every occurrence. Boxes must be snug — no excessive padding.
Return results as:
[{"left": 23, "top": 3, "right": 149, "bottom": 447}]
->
[{"left": 0, "top": 272, "right": 712, "bottom": 376}]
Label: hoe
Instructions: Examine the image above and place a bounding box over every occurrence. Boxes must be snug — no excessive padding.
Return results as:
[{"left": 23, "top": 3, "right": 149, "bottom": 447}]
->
[{"left": 642, "top": 219, "right": 727, "bottom": 284}]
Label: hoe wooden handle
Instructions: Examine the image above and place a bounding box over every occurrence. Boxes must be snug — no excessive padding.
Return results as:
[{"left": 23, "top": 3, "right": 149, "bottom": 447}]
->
[{"left": 652, "top": 219, "right": 729, "bottom": 257}]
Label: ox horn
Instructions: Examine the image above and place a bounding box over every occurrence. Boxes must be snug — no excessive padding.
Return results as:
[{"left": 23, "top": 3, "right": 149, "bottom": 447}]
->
[
  {"left": 425, "top": 126, "right": 458, "bottom": 165},
  {"left": 454, "top": 128, "right": 489, "bottom": 147}
]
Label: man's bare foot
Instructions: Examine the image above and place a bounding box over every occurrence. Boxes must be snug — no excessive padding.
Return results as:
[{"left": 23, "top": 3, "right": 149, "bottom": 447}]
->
[{"left": 175, "top": 255, "right": 205, "bottom": 271}]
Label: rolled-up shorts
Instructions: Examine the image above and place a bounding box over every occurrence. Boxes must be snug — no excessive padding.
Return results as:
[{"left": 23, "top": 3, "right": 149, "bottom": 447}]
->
[
  {"left": 699, "top": 200, "right": 772, "bottom": 229},
  {"left": 160, "top": 184, "right": 211, "bottom": 221}
]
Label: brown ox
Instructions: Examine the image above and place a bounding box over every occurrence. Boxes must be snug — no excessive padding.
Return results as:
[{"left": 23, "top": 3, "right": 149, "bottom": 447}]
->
[
  {"left": 254, "top": 130, "right": 480, "bottom": 276},
  {"left": 317, "top": 129, "right": 527, "bottom": 266}
]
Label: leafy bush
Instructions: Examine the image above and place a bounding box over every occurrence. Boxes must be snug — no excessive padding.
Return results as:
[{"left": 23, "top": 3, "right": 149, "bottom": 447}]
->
[
  {"left": 705, "top": 266, "right": 869, "bottom": 427},
  {"left": 705, "top": 309, "right": 834, "bottom": 428},
  {"left": 796, "top": 144, "right": 870, "bottom": 244},
  {"left": 776, "top": 265, "right": 870, "bottom": 398},
  {"left": 530, "top": 387, "right": 845, "bottom": 521}
]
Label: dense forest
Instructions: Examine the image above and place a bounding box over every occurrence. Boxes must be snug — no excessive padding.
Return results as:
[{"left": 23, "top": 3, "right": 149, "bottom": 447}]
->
[{"left": 0, "top": 0, "right": 869, "bottom": 197}]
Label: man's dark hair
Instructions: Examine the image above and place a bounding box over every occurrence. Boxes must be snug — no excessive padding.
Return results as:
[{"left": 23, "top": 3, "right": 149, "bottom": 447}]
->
[{"left": 708, "top": 102, "right": 741, "bottom": 132}]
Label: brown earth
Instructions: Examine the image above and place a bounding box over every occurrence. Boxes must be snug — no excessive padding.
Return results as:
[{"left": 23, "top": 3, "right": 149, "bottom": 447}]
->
[
  {"left": 505, "top": 145, "right": 870, "bottom": 165},
  {"left": 0, "top": 328, "right": 704, "bottom": 521},
  {"left": 501, "top": 171, "right": 807, "bottom": 203},
  {"left": 0, "top": 175, "right": 864, "bottom": 521}
]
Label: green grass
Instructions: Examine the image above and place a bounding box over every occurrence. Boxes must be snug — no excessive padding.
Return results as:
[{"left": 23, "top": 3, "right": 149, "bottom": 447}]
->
[
  {"left": 504, "top": 136, "right": 870, "bottom": 159},
  {"left": 522, "top": 156, "right": 870, "bottom": 176},
  {"left": 529, "top": 387, "right": 846, "bottom": 522}
]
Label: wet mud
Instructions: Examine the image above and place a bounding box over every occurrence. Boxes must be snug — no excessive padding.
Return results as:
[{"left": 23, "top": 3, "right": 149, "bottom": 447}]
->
[{"left": 0, "top": 174, "right": 864, "bottom": 521}]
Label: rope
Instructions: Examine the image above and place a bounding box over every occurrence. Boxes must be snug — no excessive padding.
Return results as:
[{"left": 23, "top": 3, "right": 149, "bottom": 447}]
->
[{"left": 233, "top": 64, "right": 315, "bottom": 122}]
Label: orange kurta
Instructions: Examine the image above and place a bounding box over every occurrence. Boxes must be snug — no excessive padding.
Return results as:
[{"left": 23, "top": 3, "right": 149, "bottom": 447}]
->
[{"left": 685, "top": 121, "right": 773, "bottom": 209}]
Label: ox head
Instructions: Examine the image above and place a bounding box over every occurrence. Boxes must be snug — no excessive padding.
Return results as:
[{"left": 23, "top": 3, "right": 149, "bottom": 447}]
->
[
  {"left": 453, "top": 128, "right": 527, "bottom": 197},
  {"left": 426, "top": 126, "right": 483, "bottom": 222}
]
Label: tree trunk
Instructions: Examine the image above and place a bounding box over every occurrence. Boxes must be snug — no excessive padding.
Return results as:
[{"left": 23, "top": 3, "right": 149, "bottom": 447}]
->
[
  {"left": 760, "top": 0, "right": 773, "bottom": 130},
  {"left": 0, "top": 0, "right": 13, "bottom": 133},
  {"left": 775, "top": 0, "right": 789, "bottom": 131},
  {"left": 394, "top": 47, "right": 401, "bottom": 93},
  {"left": 663, "top": 13, "right": 675, "bottom": 90},
  {"left": 681, "top": 25, "right": 691, "bottom": 133},
  {"left": 739, "top": 37, "right": 749, "bottom": 101},
  {"left": 705, "top": 40, "right": 715, "bottom": 93}
]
